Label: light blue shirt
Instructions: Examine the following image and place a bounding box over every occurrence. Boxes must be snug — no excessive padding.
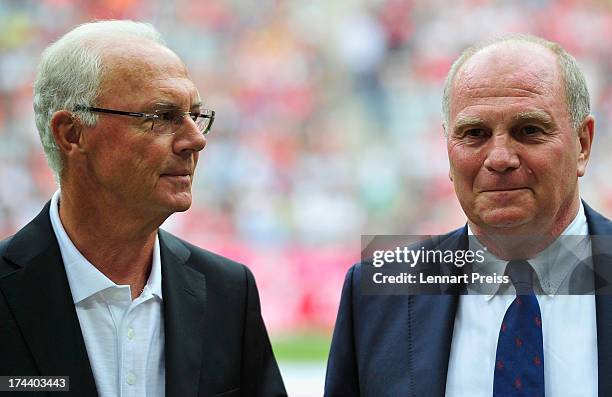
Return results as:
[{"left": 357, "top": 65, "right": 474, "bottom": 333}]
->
[
  {"left": 445, "top": 201, "right": 598, "bottom": 397},
  {"left": 49, "top": 190, "right": 165, "bottom": 397}
]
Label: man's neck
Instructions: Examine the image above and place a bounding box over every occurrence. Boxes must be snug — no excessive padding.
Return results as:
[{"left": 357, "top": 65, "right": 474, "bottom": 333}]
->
[{"left": 58, "top": 188, "right": 165, "bottom": 300}]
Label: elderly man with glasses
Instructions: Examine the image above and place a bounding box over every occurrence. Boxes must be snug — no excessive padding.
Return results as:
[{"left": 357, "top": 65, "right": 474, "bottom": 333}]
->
[{"left": 0, "top": 20, "right": 286, "bottom": 397}]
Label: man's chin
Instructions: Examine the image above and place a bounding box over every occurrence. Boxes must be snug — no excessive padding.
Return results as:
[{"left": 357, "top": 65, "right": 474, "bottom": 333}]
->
[
  {"left": 155, "top": 192, "right": 193, "bottom": 213},
  {"left": 172, "top": 203, "right": 192, "bottom": 213},
  {"left": 469, "top": 195, "right": 537, "bottom": 227},
  {"left": 170, "top": 198, "right": 193, "bottom": 213},
  {"left": 472, "top": 207, "right": 535, "bottom": 232}
]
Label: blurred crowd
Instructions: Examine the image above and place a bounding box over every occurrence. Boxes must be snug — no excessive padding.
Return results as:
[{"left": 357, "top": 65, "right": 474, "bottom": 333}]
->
[{"left": 1, "top": 0, "right": 611, "bottom": 333}]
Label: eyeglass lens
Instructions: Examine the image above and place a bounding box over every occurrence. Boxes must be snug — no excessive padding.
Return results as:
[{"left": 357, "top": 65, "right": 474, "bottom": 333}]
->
[{"left": 151, "top": 110, "right": 212, "bottom": 135}]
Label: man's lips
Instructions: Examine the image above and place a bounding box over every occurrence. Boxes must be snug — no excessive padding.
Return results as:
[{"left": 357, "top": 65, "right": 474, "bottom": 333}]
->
[
  {"left": 160, "top": 172, "right": 192, "bottom": 183},
  {"left": 161, "top": 169, "right": 192, "bottom": 177},
  {"left": 479, "top": 187, "right": 531, "bottom": 193}
]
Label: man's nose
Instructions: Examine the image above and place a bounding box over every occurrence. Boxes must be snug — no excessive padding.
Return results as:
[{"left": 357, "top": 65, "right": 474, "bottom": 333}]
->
[
  {"left": 173, "top": 117, "right": 206, "bottom": 156},
  {"left": 483, "top": 134, "right": 519, "bottom": 173}
]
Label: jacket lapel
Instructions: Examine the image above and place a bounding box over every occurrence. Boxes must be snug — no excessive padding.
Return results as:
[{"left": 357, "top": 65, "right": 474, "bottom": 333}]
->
[
  {"left": 583, "top": 202, "right": 612, "bottom": 397},
  {"left": 0, "top": 202, "right": 97, "bottom": 396},
  {"left": 410, "top": 295, "right": 458, "bottom": 395},
  {"left": 410, "top": 228, "right": 465, "bottom": 395},
  {"left": 159, "top": 230, "right": 207, "bottom": 397}
]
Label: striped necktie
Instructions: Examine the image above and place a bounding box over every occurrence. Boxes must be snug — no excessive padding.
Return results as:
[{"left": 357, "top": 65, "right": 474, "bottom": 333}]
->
[{"left": 493, "top": 260, "right": 545, "bottom": 397}]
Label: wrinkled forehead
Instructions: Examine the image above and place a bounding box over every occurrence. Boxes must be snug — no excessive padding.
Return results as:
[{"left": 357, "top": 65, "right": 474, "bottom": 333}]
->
[{"left": 97, "top": 38, "right": 197, "bottom": 106}]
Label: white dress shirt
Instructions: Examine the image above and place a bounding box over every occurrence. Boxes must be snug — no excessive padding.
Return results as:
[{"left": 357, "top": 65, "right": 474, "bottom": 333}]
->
[
  {"left": 49, "top": 190, "right": 165, "bottom": 397},
  {"left": 445, "top": 201, "right": 598, "bottom": 397}
]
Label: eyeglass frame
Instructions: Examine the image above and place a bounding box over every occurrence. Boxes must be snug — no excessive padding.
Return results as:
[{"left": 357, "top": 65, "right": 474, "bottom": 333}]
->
[{"left": 72, "top": 105, "right": 215, "bottom": 135}]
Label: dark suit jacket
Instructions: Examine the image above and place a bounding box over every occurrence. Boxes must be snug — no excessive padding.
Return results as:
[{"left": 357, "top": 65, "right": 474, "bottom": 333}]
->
[
  {"left": 0, "top": 202, "right": 287, "bottom": 397},
  {"left": 325, "top": 202, "right": 612, "bottom": 396}
]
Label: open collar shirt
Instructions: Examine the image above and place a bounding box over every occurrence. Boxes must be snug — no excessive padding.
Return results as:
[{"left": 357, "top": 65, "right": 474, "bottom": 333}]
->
[{"left": 49, "top": 190, "right": 165, "bottom": 397}]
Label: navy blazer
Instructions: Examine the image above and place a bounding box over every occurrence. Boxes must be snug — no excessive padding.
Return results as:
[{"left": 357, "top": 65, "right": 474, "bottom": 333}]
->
[
  {"left": 0, "top": 202, "right": 287, "bottom": 397},
  {"left": 325, "top": 202, "right": 612, "bottom": 397}
]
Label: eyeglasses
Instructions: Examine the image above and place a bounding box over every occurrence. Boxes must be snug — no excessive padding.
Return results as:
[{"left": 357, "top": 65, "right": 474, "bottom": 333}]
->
[{"left": 73, "top": 105, "right": 215, "bottom": 135}]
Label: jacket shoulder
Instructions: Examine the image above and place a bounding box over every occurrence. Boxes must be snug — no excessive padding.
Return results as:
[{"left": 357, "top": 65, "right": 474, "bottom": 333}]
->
[
  {"left": 583, "top": 201, "right": 612, "bottom": 234},
  {"left": 0, "top": 235, "right": 17, "bottom": 278},
  {"left": 0, "top": 235, "right": 13, "bottom": 256},
  {"left": 352, "top": 226, "right": 468, "bottom": 274},
  {"left": 158, "top": 229, "right": 253, "bottom": 285}
]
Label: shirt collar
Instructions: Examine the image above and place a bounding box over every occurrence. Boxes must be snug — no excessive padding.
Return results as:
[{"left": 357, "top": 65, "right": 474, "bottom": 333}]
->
[
  {"left": 49, "top": 189, "right": 163, "bottom": 303},
  {"left": 148, "top": 237, "right": 163, "bottom": 299},
  {"left": 468, "top": 200, "right": 589, "bottom": 301}
]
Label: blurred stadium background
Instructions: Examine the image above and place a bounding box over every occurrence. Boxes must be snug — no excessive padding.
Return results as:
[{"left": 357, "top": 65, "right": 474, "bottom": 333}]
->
[{"left": 1, "top": 0, "right": 611, "bottom": 395}]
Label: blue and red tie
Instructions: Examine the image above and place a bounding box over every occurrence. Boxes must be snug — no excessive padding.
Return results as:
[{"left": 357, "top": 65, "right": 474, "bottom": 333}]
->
[{"left": 493, "top": 260, "right": 545, "bottom": 397}]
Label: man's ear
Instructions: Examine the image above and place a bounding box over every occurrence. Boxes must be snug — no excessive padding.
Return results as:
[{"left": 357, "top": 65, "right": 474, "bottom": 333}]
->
[
  {"left": 577, "top": 115, "right": 595, "bottom": 177},
  {"left": 50, "top": 110, "right": 83, "bottom": 156}
]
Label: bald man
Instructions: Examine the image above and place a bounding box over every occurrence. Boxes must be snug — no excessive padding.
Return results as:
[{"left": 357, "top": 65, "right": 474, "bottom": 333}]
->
[{"left": 325, "top": 34, "right": 611, "bottom": 397}]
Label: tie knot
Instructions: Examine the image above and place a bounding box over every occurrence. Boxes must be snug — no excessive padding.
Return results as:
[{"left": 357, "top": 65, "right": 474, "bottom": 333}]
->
[{"left": 505, "top": 260, "right": 536, "bottom": 295}]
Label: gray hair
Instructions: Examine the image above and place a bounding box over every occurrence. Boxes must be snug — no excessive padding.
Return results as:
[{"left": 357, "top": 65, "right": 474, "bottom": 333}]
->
[
  {"left": 33, "top": 20, "right": 164, "bottom": 180},
  {"left": 441, "top": 34, "right": 590, "bottom": 134}
]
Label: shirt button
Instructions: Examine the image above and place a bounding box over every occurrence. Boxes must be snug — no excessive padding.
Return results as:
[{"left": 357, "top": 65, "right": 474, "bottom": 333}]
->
[
  {"left": 126, "top": 371, "right": 136, "bottom": 385},
  {"left": 127, "top": 328, "right": 135, "bottom": 340}
]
